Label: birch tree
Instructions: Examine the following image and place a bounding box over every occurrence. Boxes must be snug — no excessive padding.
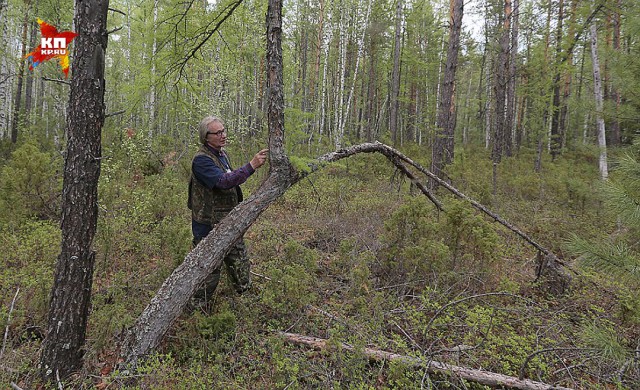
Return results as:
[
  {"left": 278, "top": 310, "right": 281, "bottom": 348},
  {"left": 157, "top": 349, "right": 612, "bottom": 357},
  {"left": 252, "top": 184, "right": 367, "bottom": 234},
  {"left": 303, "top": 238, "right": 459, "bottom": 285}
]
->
[{"left": 590, "top": 23, "right": 608, "bottom": 180}]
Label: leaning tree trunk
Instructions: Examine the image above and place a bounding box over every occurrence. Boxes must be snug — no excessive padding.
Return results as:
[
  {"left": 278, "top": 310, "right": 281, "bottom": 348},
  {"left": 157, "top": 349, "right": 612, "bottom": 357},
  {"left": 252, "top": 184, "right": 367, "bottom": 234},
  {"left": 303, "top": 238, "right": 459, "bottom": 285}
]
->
[
  {"left": 121, "top": 0, "right": 295, "bottom": 366},
  {"left": 39, "top": 0, "right": 109, "bottom": 381},
  {"left": 590, "top": 23, "right": 608, "bottom": 180},
  {"left": 430, "top": 0, "right": 463, "bottom": 188},
  {"left": 120, "top": 0, "right": 571, "bottom": 367}
]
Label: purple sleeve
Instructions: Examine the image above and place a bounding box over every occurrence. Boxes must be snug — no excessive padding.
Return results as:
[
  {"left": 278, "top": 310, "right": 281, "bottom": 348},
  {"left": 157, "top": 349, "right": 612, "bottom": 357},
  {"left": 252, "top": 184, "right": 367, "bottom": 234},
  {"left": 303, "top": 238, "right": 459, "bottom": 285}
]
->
[{"left": 216, "top": 162, "right": 255, "bottom": 189}]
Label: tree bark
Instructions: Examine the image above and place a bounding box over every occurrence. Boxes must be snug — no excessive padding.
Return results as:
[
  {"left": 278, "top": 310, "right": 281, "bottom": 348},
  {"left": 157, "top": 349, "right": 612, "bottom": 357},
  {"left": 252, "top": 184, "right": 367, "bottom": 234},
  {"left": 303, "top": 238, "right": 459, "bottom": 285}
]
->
[
  {"left": 24, "top": 11, "right": 38, "bottom": 126},
  {"left": 0, "top": 0, "right": 9, "bottom": 138},
  {"left": 493, "top": 0, "right": 511, "bottom": 164},
  {"left": 10, "top": 2, "right": 30, "bottom": 143},
  {"left": 506, "top": 0, "right": 518, "bottom": 154},
  {"left": 430, "top": 0, "right": 463, "bottom": 187},
  {"left": 279, "top": 332, "right": 572, "bottom": 390},
  {"left": 549, "top": 0, "right": 564, "bottom": 159},
  {"left": 389, "top": 0, "right": 402, "bottom": 146},
  {"left": 590, "top": 23, "right": 608, "bottom": 180},
  {"left": 609, "top": 0, "right": 621, "bottom": 145},
  {"left": 39, "top": 0, "right": 109, "bottom": 381}
]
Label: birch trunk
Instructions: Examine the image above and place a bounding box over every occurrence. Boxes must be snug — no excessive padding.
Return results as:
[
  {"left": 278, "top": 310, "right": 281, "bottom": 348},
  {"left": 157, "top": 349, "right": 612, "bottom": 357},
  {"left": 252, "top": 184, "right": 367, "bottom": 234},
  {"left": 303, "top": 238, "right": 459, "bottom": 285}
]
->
[
  {"left": 590, "top": 23, "right": 608, "bottom": 180},
  {"left": 0, "top": 0, "right": 9, "bottom": 138},
  {"left": 336, "top": 0, "right": 371, "bottom": 149},
  {"left": 148, "top": 0, "right": 158, "bottom": 137}
]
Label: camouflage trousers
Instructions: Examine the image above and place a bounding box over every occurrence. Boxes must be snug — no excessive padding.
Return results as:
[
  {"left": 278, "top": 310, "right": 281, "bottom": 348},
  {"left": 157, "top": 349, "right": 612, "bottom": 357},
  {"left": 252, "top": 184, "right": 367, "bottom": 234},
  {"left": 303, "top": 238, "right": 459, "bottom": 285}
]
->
[{"left": 193, "top": 237, "right": 251, "bottom": 300}]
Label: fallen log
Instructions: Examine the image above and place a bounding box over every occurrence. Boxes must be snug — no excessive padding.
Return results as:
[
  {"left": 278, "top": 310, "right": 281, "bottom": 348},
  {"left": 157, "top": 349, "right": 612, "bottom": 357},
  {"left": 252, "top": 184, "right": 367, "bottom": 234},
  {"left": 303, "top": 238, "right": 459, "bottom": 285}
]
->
[{"left": 279, "top": 332, "right": 573, "bottom": 390}]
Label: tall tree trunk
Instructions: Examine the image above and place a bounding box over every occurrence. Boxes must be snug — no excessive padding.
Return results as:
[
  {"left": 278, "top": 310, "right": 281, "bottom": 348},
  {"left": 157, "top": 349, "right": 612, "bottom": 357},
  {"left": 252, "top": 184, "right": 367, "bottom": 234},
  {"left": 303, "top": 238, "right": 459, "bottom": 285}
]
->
[
  {"left": 506, "top": 0, "right": 518, "bottom": 155},
  {"left": 336, "top": 0, "right": 371, "bottom": 149},
  {"left": 365, "top": 31, "right": 377, "bottom": 142},
  {"left": 590, "top": 23, "right": 608, "bottom": 180},
  {"left": 334, "top": 3, "right": 346, "bottom": 148},
  {"left": 0, "top": 0, "right": 9, "bottom": 138},
  {"left": 148, "top": 0, "right": 158, "bottom": 137},
  {"left": 389, "top": 0, "right": 402, "bottom": 146},
  {"left": 39, "top": 0, "right": 109, "bottom": 381},
  {"left": 24, "top": 10, "right": 38, "bottom": 127},
  {"left": 549, "top": 0, "right": 564, "bottom": 159},
  {"left": 10, "top": 3, "right": 30, "bottom": 143},
  {"left": 493, "top": 0, "right": 511, "bottom": 164},
  {"left": 609, "top": 0, "right": 621, "bottom": 145},
  {"left": 430, "top": 0, "right": 463, "bottom": 187}
]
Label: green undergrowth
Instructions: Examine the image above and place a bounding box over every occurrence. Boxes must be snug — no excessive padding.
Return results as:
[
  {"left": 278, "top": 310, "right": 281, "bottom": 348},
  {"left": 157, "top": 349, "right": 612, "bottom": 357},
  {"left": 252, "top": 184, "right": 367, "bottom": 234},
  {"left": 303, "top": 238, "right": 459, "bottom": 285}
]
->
[{"left": 0, "top": 140, "right": 638, "bottom": 388}]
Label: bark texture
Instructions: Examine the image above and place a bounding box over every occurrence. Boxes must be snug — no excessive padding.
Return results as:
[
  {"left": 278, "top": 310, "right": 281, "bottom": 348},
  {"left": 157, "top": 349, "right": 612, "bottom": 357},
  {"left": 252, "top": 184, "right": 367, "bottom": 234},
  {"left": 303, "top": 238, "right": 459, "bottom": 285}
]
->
[
  {"left": 39, "top": 0, "right": 109, "bottom": 380},
  {"left": 430, "top": 0, "right": 463, "bottom": 187},
  {"left": 389, "top": 0, "right": 402, "bottom": 145},
  {"left": 590, "top": 23, "right": 608, "bottom": 180}
]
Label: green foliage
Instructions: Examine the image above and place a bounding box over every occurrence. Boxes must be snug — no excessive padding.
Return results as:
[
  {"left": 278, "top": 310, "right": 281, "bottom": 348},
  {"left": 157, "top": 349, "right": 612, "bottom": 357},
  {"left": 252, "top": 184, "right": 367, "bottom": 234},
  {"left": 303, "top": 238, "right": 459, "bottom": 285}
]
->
[
  {"left": 580, "top": 321, "right": 628, "bottom": 364},
  {"left": 0, "top": 220, "right": 59, "bottom": 327},
  {"left": 261, "top": 239, "right": 318, "bottom": 321},
  {"left": 0, "top": 142, "right": 61, "bottom": 223},
  {"left": 381, "top": 196, "right": 499, "bottom": 282}
]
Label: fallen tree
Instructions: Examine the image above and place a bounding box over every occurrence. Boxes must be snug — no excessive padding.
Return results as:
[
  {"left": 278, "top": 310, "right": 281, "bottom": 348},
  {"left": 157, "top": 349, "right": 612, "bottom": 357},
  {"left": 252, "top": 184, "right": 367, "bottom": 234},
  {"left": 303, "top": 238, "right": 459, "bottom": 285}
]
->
[
  {"left": 120, "top": 0, "right": 570, "bottom": 367},
  {"left": 278, "top": 332, "right": 573, "bottom": 390}
]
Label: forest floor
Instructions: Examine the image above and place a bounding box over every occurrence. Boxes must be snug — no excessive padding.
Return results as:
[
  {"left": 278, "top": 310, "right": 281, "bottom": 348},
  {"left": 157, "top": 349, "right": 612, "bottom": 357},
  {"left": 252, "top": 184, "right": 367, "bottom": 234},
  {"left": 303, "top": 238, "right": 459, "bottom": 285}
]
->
[{"left": 0, "top": 137, "right": 639, "bottom": 389}]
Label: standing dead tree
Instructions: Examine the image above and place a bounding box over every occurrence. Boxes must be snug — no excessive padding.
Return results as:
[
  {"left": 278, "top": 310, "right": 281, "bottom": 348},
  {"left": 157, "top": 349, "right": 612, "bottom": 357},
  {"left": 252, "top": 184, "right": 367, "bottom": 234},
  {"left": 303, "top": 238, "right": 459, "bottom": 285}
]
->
[{"left": 121, "top": 0, "right": 570, "bottom": 368}]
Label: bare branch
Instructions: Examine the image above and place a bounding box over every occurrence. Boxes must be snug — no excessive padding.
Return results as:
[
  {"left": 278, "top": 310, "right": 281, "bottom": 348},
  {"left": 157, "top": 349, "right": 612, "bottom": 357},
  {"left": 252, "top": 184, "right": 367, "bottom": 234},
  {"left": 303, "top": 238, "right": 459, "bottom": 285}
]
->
[
  {"left": 0, "top": 288, "right": 19, "bottom": 361},
  {"left": 105, "top": 110, "right": 125, "bottom": 118},
  {"left": 107, "top": 26, "right": 123, "bottom": 35},
  {"left": 108, "top": 7, "right": 126, "bottom": 16},
  {"left": 42, "top": 76, "right": 70, "bottom": 85}
]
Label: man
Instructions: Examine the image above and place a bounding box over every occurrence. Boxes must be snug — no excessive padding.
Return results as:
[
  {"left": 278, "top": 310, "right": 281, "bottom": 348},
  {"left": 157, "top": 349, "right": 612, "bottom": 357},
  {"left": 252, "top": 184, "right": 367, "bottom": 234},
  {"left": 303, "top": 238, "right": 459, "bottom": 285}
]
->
[{"left": 188, "top": 116, "right": 268, "bottom": 300}]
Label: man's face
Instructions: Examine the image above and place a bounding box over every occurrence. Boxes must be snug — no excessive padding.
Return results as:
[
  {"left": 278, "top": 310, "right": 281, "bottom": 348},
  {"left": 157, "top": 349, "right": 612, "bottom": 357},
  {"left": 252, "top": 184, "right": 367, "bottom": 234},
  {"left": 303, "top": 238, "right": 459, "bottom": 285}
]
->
[{"left": 206, "top": 120, "right": 226, "bottom": 149}]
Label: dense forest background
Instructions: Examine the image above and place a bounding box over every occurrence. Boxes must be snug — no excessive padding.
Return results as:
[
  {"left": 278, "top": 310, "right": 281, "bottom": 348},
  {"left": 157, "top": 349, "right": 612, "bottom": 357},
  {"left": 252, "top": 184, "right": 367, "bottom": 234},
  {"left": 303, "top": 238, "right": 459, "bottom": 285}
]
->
[{"left": 1, "top": 0, "right": 640, "bottom": 388}]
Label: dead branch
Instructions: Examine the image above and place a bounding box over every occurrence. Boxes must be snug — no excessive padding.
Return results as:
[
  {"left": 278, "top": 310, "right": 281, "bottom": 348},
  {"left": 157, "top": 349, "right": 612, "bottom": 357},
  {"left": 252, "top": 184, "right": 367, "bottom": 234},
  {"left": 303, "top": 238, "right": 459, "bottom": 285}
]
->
[
  {"left": 308, "top": 142, "right": 572, "bottom": 292},
  {"left": 278, "top": 332, "right": 572, "bottom": 390},
  {"left": 108, "top": 7, "right": 126, "bottom": 16},
  {"left": 42, "top": 77, "right": 70, "bottom": 85},
  {"left": 0, "top": 288, "right": 19, "bottom": 361},
  {"left": 519, "top": 347, "right": 596, "bottom": 380}
]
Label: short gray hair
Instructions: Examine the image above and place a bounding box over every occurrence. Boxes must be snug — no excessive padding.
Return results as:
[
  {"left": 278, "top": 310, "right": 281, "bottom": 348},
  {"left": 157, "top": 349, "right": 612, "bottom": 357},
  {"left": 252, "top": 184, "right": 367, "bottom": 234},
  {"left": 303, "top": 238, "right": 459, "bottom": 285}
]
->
[{"left": 198, "top": 116, "right": 223, "bottom": 144}]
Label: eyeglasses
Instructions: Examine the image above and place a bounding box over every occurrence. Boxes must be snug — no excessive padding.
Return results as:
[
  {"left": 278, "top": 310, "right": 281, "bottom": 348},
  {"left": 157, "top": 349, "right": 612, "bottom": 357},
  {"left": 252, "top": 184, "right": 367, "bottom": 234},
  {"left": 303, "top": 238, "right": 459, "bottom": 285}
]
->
[{"left": 207, "top": 129, "right": 226, "bottom": 136}]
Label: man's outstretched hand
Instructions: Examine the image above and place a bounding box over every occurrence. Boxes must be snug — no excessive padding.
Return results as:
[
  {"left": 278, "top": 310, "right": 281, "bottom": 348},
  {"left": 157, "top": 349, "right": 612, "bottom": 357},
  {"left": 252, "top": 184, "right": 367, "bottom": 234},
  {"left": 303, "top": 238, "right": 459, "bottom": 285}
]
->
[{"left": 250, "top": 149, "right": 269, "bottom": 169}]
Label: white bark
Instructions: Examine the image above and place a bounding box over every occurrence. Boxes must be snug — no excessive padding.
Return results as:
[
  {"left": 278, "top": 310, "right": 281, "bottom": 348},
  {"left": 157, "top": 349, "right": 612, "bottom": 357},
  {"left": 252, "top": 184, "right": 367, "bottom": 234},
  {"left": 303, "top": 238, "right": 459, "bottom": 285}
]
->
[
  {"left": 148, "top": 0, "right": 158, "bottom": 138},
  {"left": 317, "top": 6, "right": 333, "bottom": 143},
  {"left": 280, "top": 332, "right": 573, "bottom": 390},
  {"left": 590, "top": 23, "right": 608, "bottom": 180},
  {"left": 335, "top": 0, "right": 371, "bottom": 149}
]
